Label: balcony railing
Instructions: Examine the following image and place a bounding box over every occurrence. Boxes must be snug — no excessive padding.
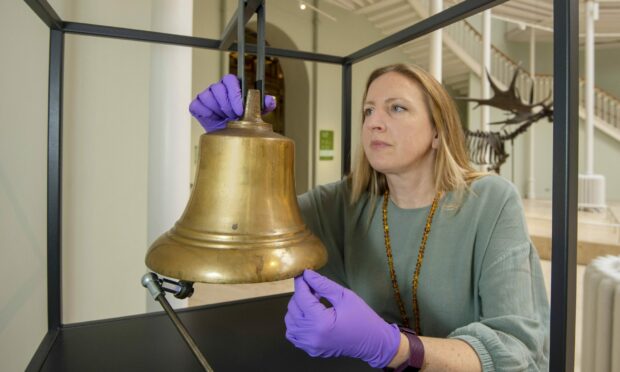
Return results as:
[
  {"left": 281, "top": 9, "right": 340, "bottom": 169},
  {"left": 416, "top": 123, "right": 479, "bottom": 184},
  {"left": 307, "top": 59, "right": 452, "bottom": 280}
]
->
[{"left": 443, "top": 19, "right": 620, "bottom": 130}]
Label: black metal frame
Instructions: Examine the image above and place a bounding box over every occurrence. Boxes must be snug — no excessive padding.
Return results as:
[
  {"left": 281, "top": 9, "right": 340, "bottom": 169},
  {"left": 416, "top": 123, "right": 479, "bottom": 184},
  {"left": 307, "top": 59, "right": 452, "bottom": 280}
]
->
[
  {"left": 550, "top": 1, "right": 579, "bottom": 370},
  {"left": 24, "top": 0, "right": 578, "bottom": 370}
]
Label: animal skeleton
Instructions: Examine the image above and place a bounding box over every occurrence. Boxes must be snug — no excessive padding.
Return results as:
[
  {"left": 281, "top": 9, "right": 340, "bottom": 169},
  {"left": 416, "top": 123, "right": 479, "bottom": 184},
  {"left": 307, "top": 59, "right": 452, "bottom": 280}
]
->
[{"left": 456, "top": 68, "right": 554, "bottom": 173}]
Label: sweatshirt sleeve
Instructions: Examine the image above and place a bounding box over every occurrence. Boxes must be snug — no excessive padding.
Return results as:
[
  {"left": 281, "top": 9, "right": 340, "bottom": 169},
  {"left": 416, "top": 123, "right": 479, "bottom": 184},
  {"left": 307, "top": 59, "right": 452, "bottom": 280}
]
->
[
  {"left": 448, "top": 182, "right": 550, "bottom": 371},
  {"left": 297, "top": 181, "right": 348, "bottom": 286}
]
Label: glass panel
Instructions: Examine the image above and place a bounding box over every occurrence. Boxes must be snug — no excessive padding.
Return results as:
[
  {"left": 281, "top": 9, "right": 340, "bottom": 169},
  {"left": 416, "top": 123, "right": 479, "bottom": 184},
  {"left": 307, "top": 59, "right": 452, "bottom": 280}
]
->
[
  {"left": 61, "top": 34, "right": 151, "bottom": 323},
  {"left": 39, "top": 1, "right": 591, "bottom": 371}
]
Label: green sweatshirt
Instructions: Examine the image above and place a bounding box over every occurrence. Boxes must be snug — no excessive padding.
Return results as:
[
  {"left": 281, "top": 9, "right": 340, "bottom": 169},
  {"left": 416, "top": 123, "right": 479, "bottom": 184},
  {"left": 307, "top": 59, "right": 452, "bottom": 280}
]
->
[{"left": 298, "top": 174, "right": 549, "bottom": 371}]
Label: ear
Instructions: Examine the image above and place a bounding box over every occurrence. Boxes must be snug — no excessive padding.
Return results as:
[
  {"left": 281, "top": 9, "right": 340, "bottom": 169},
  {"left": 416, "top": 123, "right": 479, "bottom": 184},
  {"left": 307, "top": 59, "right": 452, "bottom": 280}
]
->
[{"left": 431, "top": 130, "right": 439, "bottom": 149}]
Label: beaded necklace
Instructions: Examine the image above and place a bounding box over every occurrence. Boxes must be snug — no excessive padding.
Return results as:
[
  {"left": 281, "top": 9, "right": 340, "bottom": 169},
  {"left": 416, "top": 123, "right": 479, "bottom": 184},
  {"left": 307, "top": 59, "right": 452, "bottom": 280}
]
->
[{"left": 382, "top": 189, "right": 442, "bottom": 335}]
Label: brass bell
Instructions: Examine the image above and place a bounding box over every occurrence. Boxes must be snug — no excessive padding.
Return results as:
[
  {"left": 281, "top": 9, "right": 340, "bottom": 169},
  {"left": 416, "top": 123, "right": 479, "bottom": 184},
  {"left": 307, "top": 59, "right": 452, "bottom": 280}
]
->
[{"left": 145, "top": 89, "right": 327, "bottom": 284}]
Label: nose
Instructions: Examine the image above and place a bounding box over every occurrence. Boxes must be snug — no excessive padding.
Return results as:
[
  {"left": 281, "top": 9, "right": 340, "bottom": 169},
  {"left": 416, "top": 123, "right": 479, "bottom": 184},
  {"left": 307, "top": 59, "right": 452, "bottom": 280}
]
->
[{"left": 365, "top": 110, "right": 387, "bottom": 131}]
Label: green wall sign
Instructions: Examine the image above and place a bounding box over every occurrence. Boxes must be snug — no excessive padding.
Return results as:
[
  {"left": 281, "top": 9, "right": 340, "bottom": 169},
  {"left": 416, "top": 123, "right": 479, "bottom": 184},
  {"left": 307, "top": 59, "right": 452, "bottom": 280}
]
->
[{"left": 319, "top": 130, "right": 334, "bottom": 161}]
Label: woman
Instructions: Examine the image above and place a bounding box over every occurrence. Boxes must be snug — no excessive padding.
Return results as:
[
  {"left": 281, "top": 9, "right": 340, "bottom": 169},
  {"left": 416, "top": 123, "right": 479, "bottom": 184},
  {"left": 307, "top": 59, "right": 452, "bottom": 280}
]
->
[{"left": 190, "top": 64, "right": 549, "bottom": 371}]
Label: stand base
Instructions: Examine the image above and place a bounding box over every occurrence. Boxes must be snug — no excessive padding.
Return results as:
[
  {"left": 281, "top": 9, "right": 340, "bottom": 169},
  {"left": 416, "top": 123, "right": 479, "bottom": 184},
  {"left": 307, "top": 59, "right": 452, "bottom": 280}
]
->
[{"left": 29, "top": 294, "right": 373, "bottom": 372}]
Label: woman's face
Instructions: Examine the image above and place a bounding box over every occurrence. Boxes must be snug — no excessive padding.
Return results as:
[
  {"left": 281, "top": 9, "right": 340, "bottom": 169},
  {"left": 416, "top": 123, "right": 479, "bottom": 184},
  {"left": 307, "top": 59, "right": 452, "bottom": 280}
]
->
[{"left": 362, "top": 71, "right": 437, "bottom": 177}]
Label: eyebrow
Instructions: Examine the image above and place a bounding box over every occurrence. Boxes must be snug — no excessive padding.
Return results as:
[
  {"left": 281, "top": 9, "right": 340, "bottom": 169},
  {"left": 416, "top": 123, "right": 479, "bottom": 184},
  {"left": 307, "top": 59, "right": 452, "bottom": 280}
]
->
[{"left": 364, "top": 97, "right": 409, "bottom": 105}]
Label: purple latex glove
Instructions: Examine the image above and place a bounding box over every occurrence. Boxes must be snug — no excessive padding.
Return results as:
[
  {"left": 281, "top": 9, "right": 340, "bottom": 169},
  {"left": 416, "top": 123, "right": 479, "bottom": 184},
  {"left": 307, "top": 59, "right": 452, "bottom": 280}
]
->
[
  {"left": 285, "top": 270, "right": 401, "bottom": 368},
  {"left": 189, "top": 74, "right": 276, "bottom": 132}
]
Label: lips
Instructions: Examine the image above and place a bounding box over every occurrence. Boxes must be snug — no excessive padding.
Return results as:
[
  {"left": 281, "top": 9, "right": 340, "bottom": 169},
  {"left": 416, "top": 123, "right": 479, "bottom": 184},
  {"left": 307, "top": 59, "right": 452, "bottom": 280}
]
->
[{"left": 370, "top": 140, "right": 391, "bottom": 149}]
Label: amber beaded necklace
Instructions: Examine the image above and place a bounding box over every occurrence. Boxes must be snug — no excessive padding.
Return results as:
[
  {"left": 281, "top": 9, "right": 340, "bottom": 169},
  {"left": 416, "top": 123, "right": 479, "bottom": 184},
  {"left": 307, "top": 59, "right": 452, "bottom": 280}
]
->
[{"left": 382, "top": 189, "right": 442, "bottom": 335}]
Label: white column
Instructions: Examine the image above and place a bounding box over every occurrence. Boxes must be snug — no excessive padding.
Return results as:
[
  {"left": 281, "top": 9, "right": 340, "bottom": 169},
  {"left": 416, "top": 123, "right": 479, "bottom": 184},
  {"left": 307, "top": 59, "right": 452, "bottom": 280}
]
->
[
  {"left": 580, "top": 1, "right": 606, "bottom": 209},
  {"left": 147, "top": 0, "right": 193, "bottom": 310},
  {"left": 585, "top": 0, "right": 598, "bottom": 175},
  {"left": 429, "top": 0, "right": 443, "bottom": 81},
  {"left": 527, "top": 27, "right": 536, "bottom": 199},
  {"left": 481, "top": 9, "right": 491, "bottom": 132}
]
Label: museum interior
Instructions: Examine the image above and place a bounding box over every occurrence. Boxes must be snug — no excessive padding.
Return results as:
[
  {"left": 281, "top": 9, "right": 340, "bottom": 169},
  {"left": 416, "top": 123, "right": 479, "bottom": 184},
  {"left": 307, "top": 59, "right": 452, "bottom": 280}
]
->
[{"left": 1, "top": 0, "right": 619, "bottom": 371}]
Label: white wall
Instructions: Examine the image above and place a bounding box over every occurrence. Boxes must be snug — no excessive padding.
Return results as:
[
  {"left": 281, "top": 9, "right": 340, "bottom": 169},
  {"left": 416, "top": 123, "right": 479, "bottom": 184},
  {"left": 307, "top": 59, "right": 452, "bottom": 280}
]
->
[
  {"left": 146, "top": 1, "right": 193, "bottom": 312},
  {"left": 1, "top": 2, "right": 197, "bottom": 366},
  {"left": 190, "top": 0, "right": 227, "bottom": 186},
  {"left": 60, "top": 0, "right": 195, "bottom": 322},
  {"left": 61, "top": 0, "right": 153, "bottom": 323},
  {"left": 0, "top": 2, "right": 49, "bottom": 370},
  {"left": 316, "top": 1, "right": 411, "bottom": 185}
]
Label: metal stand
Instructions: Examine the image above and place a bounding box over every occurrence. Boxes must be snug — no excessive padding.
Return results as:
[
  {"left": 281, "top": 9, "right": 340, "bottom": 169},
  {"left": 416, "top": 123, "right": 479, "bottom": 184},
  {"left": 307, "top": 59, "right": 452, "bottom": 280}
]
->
[{"left": 141, "top": 273, "right": 214, "bottom": 372}]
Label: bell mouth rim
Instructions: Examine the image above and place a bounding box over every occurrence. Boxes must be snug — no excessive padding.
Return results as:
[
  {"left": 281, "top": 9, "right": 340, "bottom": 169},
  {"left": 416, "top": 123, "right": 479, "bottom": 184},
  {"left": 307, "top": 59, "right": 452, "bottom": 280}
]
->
[{"left": 145, "top": 231, "right": 327, "bottom": 284}]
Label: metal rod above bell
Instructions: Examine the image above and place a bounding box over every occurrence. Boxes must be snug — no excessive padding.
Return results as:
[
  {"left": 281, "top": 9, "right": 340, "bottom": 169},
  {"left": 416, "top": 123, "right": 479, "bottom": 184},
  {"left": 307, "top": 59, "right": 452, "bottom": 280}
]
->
[{"left": 145, "top": 89, "right": 327, "bottom": 284}]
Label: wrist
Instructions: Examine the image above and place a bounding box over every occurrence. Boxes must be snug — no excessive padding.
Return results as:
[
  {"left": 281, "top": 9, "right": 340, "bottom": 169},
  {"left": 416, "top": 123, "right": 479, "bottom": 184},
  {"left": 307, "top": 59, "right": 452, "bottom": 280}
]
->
[
  {"left": 386, "top": 333, "right": 410, "bottom": 368},
  {"left": 394, "top": 327, "right": 424, "bottom": 372}
]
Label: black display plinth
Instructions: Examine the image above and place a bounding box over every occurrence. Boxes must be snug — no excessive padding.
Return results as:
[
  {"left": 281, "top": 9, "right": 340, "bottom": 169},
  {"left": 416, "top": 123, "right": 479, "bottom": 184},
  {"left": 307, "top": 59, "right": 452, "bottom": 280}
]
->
[{"left": 38, "top": 293, "right": 375, "bottom": 371}]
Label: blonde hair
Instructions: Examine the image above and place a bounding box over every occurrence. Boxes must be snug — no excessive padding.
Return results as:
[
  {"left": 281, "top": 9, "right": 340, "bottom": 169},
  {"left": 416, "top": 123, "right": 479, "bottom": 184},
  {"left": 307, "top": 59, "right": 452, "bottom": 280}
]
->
[{"left": 350, "top": 63, "right": 484, "bottom": 208}]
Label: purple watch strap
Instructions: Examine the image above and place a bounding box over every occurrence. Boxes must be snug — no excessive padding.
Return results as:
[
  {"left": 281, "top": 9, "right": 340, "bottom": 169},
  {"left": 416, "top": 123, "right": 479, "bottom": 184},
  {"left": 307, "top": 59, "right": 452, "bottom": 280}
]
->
[{"left": 394, "top": 327, "right": 424, "bottom": 371}]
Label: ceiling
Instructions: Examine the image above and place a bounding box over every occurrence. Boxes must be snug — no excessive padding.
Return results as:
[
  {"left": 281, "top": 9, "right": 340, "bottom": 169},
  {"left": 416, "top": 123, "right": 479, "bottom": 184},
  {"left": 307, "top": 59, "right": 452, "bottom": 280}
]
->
[{"left": 323, "top": 0, "right": 620, "bottom": 47}]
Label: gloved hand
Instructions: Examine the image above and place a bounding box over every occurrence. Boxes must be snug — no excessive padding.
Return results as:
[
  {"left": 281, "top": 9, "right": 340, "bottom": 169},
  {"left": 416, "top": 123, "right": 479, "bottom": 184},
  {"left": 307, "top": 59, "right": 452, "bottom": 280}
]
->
[
  {"left": 189, "top": 74, "right": 276, "bottom": 132},
  {"left": 285, "top": 270, "right": 401, "bottom": 368}
]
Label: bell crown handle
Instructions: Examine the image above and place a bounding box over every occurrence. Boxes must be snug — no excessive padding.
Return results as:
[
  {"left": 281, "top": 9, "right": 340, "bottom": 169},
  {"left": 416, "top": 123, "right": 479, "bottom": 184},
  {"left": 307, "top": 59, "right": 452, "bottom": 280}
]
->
[
  {"left": 242, "top": 89, "right": 263, "bottom": 123},
  {"left": 237, "top": 0, "right": 266, "bottom": 111}
]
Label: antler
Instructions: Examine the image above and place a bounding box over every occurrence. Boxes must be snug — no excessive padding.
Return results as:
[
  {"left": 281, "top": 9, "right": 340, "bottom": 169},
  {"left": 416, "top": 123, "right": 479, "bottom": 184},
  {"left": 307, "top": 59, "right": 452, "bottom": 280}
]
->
[
  {"left": 458, "top": 68, "right": 554, "bottom": 173},
  {"left": 455, "top": 68, "right": 553, "bottom": 127}
]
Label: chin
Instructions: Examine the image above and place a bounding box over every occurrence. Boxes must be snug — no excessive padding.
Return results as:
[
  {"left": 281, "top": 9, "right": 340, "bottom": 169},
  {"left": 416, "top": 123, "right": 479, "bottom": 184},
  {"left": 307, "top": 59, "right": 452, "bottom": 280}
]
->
[
  {"left": 367, "top": 160, "right": 394, "bottom": 175},
  {"left": 365, "top": 151, "right": 401, "bottom": 174}
]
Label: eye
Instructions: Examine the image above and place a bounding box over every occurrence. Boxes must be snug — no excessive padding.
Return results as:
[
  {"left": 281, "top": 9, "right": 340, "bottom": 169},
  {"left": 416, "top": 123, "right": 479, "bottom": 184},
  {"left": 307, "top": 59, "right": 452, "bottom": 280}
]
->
[
  {"left": 363, "top": 107, "right": 374, "bottom": 117},
  {"left": 391, "top": 104, "right": 406, "bottom": 113}
]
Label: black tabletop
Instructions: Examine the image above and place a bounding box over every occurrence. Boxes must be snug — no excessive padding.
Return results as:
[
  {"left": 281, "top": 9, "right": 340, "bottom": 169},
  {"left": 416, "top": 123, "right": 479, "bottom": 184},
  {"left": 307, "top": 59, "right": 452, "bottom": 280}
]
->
[{"left": 39, "top": 293, "right": 375, "bottom": 371}]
